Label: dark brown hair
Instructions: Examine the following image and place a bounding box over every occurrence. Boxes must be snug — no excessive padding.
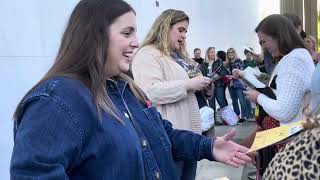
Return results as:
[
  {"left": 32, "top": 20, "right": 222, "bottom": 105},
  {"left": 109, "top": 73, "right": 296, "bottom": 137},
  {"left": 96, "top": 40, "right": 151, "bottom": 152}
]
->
[
  {"left": 14, "top": 0, "right": 147, "bottom": 121},
  {"left": 282, "top": 13, "right": 302, "bottom": 28},
  {"left": 255, "top": 14, "right": 305, "bottom": 56},
  {"left": 194, "top": 48, "right": 201, "bottom": 53}
]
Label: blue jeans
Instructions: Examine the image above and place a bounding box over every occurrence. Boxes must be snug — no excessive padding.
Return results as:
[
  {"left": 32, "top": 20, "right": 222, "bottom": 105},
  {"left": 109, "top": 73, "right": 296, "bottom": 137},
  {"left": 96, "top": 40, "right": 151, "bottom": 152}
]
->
[
  {"left": 228, "top": 87, "right": 249, "bottom": 118},
  {"left": 215, "top": 86, "right": 228, "bottom": 108},
  {"left": 208, "top": 86, "right": 228, "bottom": 112},
  {"left": 175, "top": 160, "right": 197, "bottom": 180}
]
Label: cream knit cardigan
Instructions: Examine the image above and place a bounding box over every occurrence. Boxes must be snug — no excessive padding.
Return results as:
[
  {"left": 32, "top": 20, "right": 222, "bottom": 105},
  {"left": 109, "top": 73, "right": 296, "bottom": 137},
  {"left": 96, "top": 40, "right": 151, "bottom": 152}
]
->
[
  {"left": 132, "top": 45, "right": 202, "bottom": 134},
  {"left": 257, "top": 48, "right": 315, "bottom": 125}
]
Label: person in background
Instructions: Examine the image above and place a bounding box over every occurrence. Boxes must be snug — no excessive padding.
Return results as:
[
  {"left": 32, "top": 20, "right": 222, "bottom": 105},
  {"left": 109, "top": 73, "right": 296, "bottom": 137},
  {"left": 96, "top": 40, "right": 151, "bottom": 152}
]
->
[
  {"left": 193, "top": 48, "right": 205, "bottom": 67},
  {"left": 10, "top": 2, "right": 252, "bottom": 179},
  {"left": 225, "top": 48, "right": 249, "bottom": 123},
  {"left": 304, "top": 35, "right": 320, "bottom": 64},
  {"left": 214, "top": 50, "right": 229, "bottom": 110},
  {"left": 243, "top": 47, "right": 258, "bottom": 69},
  {"left": 283, "top": 12, "right": 306, "bottom": 39},
  {"left": 242, "top": 47, "right": 258, "bottom": 120},
  {"left": 233, "top": 14, "right": 315, "bottom": 176},
  {"left": 132, "top": 9, "right": 228, "bottom": 180},
  {"left": 199, "top": 47, "right": 217, "bottom": 114}
]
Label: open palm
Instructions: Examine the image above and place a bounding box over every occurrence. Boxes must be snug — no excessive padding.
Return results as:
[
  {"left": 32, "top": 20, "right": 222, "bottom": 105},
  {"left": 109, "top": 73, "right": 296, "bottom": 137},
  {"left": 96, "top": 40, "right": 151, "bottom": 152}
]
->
[{"left": 213, "top": 129, "right": 252, "bottom": 167}]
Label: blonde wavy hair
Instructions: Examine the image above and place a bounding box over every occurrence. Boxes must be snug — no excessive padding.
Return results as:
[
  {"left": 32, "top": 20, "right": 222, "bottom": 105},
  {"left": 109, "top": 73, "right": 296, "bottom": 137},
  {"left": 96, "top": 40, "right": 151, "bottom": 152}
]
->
[
  {"left": 304, "top": 35, "right": 317, "bottom": 51},
  {"left": 204, "top": 47, "right": 215, "bottom": 64},
  {"left": 226, "top": 47, "right": 239, "bottom": 62},
  {"left": 139, "top": 9, "right": 191, "bottom": 62},
  {"left": 302, "top": 100, "right": 320, "bottom": 129}
]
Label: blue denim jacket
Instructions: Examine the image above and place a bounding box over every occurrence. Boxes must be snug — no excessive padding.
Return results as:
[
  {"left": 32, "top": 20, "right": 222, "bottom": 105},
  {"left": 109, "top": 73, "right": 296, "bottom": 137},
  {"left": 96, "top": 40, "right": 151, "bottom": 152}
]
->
[{"left": 10, "top": 76, "right": 214, "bottom": 180}]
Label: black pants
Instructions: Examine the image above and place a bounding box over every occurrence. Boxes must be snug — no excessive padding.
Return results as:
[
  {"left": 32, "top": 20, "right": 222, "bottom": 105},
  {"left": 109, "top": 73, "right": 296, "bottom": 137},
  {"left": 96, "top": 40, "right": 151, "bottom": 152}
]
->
[{"left": 195, "top": 91, "right": 208, "bottom": 108}]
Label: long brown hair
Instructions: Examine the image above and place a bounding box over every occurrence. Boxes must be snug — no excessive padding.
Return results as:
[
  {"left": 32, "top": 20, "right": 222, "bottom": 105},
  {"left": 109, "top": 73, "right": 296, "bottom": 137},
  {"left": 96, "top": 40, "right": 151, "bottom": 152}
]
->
[
  {"left": 255, "top": 14, "right": 305, "bottom": 56},
  {"left": 14, "top": 0, "right": 147, "bottom": 121}
]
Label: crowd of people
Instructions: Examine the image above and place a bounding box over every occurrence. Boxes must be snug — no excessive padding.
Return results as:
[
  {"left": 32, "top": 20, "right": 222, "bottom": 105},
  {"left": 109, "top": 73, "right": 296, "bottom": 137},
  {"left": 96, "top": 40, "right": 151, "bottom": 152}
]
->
[{"left": 9, "top": 0, "right": 320, "bottom": 179}]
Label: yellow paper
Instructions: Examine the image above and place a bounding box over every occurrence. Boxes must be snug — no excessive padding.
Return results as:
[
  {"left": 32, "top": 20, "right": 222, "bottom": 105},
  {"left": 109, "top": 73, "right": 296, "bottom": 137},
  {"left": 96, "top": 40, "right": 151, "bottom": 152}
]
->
[{"left": 247, "top": 121, "right": 304, "bottom": 153}]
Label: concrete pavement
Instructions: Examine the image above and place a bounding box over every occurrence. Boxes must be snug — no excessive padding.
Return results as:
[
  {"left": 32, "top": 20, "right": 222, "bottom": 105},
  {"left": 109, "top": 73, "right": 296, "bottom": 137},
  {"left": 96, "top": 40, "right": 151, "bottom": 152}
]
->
[{"left": 196, "top": 122, "right": 256, "bottom": 180}]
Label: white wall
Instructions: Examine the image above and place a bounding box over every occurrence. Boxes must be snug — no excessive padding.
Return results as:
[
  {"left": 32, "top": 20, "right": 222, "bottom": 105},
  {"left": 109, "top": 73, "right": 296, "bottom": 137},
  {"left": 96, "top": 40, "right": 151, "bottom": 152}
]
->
[
  {"left": 0, "top": 0, "right": 79, "bottom": 178},
  {"left": 128, "top": 0, "right": 261, "bottom": 58},
  {"left": 0, "top": 0, "right": 275, "bottom": 178}
]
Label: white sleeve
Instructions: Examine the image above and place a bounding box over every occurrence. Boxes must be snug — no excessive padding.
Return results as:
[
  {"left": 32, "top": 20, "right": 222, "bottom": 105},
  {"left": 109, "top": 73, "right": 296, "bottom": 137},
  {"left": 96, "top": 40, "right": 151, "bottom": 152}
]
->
[{"left": 257, "top": 70, "right": 305, "bottom": 123}]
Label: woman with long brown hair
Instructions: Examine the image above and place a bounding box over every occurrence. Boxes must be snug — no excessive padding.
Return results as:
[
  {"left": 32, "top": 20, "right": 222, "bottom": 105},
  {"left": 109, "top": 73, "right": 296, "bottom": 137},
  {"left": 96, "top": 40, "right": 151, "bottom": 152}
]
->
[
  {"left": 10, "top": 1, "right": 251, "bottom": 179},
  {"left": 234, "top": 14, "right": 315, "bottom": 177}
]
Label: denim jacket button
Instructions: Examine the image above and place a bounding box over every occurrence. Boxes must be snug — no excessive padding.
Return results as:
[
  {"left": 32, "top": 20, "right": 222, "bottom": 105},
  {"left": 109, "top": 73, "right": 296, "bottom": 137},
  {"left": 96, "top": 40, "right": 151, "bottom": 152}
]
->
[
  {"left": 155, "top": 171, "right": 160, "bottom": 179},
  {"left": 141, "top": 139, "right": 147, "bottom": 147},
  {"left": 124, "top": 112, "right": 129, "bottom": 118}
]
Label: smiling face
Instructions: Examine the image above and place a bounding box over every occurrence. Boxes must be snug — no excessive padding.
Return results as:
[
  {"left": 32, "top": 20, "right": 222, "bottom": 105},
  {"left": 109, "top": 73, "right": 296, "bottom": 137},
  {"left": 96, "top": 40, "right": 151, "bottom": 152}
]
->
[
  {"left": 257, "top": 31, "right": 281, "bottom": 57},
  {"left": 106, "top": 11, "right": 138, "bottom": 77},
  {"left": 168, "top": 20, "right": 188, "bottom": 52}
]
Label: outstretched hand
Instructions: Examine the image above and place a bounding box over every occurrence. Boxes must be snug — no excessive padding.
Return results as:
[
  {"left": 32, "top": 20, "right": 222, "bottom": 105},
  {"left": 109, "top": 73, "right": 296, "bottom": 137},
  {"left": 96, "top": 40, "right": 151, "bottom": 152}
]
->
[{"left": 212, "top": 129, "right": 252, "bottom": 168}]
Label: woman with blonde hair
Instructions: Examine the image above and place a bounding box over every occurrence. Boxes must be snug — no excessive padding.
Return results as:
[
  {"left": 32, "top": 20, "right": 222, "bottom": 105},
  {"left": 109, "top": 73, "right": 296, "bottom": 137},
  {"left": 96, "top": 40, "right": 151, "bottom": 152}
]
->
[
  {"left": 132, "top": 9, "right": 212, "bottom": 179},
  {"left": 198, "top": 47, "right": 217, "bottom": 110},
  {"left": 304, "top": 35, "right": 320, "bottom": 64},
  {"left": 133, "top": 9, "right": 250, "bottom": 180},
  {"left": 199, "top": 47, "right": 229, "bottom": 113},
  {"left": 225, "top": 48, "right": 249, "bottom": 122}
]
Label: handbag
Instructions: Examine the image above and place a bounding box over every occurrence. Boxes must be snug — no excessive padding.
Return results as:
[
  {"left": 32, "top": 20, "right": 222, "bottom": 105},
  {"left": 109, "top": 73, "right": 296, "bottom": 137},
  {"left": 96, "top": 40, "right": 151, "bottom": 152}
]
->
[
  {"left": 199, "top": 106, "right": 215, "bottom": 132},
  {"left": 219, "top": 106, "right": 239, "bottom": 125}
]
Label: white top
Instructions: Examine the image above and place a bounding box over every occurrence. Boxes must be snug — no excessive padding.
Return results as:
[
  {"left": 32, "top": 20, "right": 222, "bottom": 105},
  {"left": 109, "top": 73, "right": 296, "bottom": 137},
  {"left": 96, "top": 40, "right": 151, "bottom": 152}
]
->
[{"left": 257, "top": 48, "right": 315, "bottom": 125}]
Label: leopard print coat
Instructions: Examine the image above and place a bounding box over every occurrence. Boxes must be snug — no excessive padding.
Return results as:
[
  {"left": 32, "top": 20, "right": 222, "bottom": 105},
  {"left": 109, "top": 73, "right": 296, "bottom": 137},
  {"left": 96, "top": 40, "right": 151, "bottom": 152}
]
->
[{"left": 263, "top": 128, "right": 320, "bottom": 179}]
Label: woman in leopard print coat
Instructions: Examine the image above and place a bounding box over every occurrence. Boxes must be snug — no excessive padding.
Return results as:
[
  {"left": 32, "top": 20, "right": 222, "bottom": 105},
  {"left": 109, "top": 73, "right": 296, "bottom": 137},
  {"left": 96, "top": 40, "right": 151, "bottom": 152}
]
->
[{"left": 263, "top": 125, "right": 320, "bottom": 179}]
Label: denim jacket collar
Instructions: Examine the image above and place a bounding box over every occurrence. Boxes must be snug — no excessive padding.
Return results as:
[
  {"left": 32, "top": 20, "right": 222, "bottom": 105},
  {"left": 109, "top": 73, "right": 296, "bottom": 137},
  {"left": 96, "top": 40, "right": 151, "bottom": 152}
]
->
[{"left": 106, "top": 78, "right": 128, "bottom": 95}]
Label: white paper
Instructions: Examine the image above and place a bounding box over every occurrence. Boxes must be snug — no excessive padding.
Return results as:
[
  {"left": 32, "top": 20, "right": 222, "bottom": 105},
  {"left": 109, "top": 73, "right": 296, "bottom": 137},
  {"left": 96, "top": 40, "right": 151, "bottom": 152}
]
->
[{"left": 242, "top": 67, "right": 266, "bottom": 88}]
